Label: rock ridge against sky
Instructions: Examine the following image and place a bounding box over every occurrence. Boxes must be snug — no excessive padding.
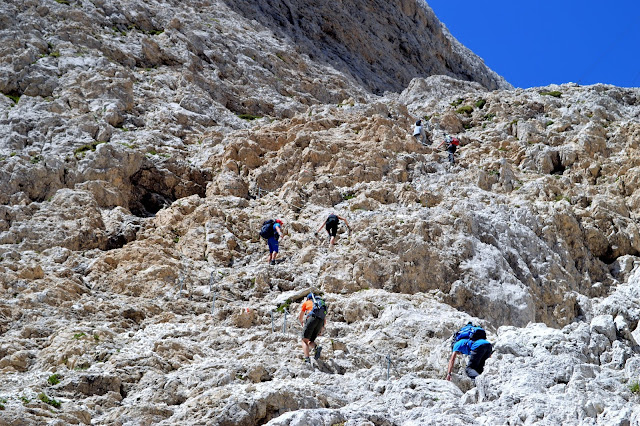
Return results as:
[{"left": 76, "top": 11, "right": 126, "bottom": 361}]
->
[{"left": 0, "top": 0, "right": 639, "bottom": 425}]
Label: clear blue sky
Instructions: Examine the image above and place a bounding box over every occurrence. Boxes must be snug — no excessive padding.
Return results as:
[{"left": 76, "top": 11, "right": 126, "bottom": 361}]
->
[{"left": 426, "top": 1, "right": 640, "bottom": 88}]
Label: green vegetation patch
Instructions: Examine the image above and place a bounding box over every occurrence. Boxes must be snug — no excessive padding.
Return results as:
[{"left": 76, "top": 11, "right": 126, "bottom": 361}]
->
[
  {"left": 276, "top": 299, "right": 292, "bottom": 313},
  {"left": 74, "top": 141, "right": 105, "bottom": 158},
  {"left": 456, "top": 105, "right": 473, "bottom": 115},
  {"left": 5, "top": 94, "right": 20, "bottom": 103},
  {"left": 38, "top": 393, "right": 61, "bottom": 408},
  {"left": 540, "top": 90, "right": 562, "bottom": 98},
  {"left": 630, "top": 381, "right": 640, "bottom": 394},
  {"left": 475, "top": 99, "right": 487, "bottom": 109},
  {"left": 47, "top": 373, "right": 61, "bottom": 385},
  {"left": 341, "top": 192, "right": 356, "bottom": 200},
  {"left": 450, "top": 98, "right": 464, "bottom": 107}
]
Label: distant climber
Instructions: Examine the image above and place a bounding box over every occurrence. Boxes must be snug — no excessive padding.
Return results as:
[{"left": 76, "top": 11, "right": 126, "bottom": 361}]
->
[
  {"left": 259, "top": 219, "right": 284, "bottom": 265},
  {"left": 446, "top": 322, "right": 492, "bottom": 382},
  {"left": 298, "top": 293, "right": 327, "bottom": 364},
  {"left": 315, "top": 213, "right": 351, "bottom": 245},
  {"left": 412, "top": 119, "right": 429, "bottom": 146},
  {"left": 437, "top": 134, "right": 460, "bottom": 165}
]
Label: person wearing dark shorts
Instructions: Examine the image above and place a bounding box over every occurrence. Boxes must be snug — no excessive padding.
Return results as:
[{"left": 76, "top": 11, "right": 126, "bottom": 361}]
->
[
  {"left": 466, "top": 342, "right": 493, "bottom": 378},
  {"left": 447, "top": 338, "right": 493, "bottom": 382},
  {"left": 315, "top": 213, "right": 351, "bottom": 245},
  {"left": 437, "top": 134, "right": 460, "bottom": 166},
  {"left": 298, "top": 294, "right": 327, "bottom": 364}
]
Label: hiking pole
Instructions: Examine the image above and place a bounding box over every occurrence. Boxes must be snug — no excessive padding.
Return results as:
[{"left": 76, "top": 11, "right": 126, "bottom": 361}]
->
[
  {"left": 283, "top": 309, "right": 288, "bottom": 334},
  {"left": 386, "top": 355, "right": 391, "bottom": 381},
  {"left": 210, "top": 291, "right": 217, "bottom": 315},
  {"left": 177, "top": 275, "right": 184, "bottom": 298},
  {"left": 209, "top": 271, "right": 214, "bottom": 293}
]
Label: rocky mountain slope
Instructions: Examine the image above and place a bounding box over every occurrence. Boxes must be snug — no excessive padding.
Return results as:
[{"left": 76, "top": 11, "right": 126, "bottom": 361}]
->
[{"left": 1, "top": 0, "right": 640, "bottom": 425}]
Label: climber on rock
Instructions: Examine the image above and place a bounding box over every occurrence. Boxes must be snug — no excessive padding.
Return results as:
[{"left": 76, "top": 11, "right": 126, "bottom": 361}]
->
[
  {"left": 413, "top": 119, "right": 429, "bottom": 146},
  {"left": 437, "top": 134, "right": 460, "bottom": 165},
  {"left": 446, "top": 323, "right": 492, "bottom": 382},
  {"left": 298, "top": 293, "right": 328, "bottom": 364},
  {"left": 314, "top": 213, "right": 351, "bottom": 246},
  {"left": 259, "top": 219, "right": 284, "bottom": 265}
]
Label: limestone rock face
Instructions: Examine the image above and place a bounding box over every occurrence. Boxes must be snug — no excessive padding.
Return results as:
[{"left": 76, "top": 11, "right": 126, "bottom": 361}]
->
[
  {"left": 1, "top": 0, "right": 640, "bottom": 425},
  {"left": 224, "top": 0, "right": 510, "bottom": 94}
]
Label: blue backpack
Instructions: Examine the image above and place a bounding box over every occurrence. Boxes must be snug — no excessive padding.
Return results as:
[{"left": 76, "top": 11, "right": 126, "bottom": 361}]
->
[
  {"left": 259, "top": 220, "right": 275, "bottom": 239},
  {"left": 309, "top": 294, "right": 327, "bottom": 320},
  {"left": 452, "top": 322, "right": 486, "bottom": 348}
]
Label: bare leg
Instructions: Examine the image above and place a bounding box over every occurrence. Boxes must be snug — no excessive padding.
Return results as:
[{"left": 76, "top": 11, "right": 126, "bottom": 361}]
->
[{"left": 302, "top": 338, "right": 311, "bottom": 358}]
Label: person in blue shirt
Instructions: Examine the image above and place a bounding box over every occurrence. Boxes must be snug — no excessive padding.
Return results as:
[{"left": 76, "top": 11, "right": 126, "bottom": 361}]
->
[
  {"left": 446, "top": 336, "right": 492, "bottom": 381},
  {"left": 268, "top": 219, "right": 284, "bottom": 265}
]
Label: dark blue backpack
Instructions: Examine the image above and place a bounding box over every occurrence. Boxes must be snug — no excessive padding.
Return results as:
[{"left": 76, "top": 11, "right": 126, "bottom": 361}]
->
[
  {"left": 310, "top": 294, "right": 327, "bottom": 320},
  {"left": 259, "top": 219, "right": 275, "bottom": 239}
]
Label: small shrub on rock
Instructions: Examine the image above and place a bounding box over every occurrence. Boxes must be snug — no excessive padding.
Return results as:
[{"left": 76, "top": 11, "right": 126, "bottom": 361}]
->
[
  {"left": 540, "top": 90, "right": 562, "bottom": 98},
  {"left": 47, "top": 374, "right": 61, "bottom": 385},
  {"left": 456, "top": 105, "right": 473, "bottom": 115},
  {"left": 38, "top": 393, "right": 61, "bottom": 408}
]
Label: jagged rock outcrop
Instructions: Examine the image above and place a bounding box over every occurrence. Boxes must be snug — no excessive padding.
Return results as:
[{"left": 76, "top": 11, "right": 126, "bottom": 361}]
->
[{"left": 1, "top": 0, "right": 639, "bottom": 425}]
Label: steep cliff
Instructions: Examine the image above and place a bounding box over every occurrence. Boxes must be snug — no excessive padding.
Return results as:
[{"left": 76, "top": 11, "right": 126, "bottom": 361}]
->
[{"left": 0, "top": 0, "right": 639, "bottom": 425}]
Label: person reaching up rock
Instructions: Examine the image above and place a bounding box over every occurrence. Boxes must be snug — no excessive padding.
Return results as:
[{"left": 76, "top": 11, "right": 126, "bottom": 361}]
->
[
  {"left": 259, "top": 219, "right": 284, "bottom": 265},
  {"left": 412, "top": 119, "right": 429, "bottom": 146},
  {"left": 437, "top": 134, "right": 460, "bottom": 165},
  {"left": 446, "top": 322, "right": 492, "bottom": 383},
  {"left": 315, "top": 213, "right": 351, "bottom": 246},
  {"left": 298, "top": 293, "right": 328, "bottom": 364}
]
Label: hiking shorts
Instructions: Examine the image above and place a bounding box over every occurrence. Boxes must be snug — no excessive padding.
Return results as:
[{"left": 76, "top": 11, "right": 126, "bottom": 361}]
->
[
  {"left": 466, "top": 343, "right": 492, "bottom": 379},
  {"left": 267, "top": 237, "right": 279, "bottom": 253},
  {"left": 302, "top": 316, "right": 324, "bottom": 342},
  {"left": 326, "top": 222, "right": 338, "bottom": 237},
  {"left": 448, "top": 151, "right": 455, "bottom": 164}
]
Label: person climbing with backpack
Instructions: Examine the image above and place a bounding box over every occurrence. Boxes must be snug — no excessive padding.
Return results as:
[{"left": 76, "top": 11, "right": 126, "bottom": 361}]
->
[
  {"left": 314, "top": 213, "right": 351, "bottom": 246},
  {"left": 413, "top": 119, "right": 428, "bottom": 146},
  {"left": 436, "top": 134, "right": 460, "bottom": 165},
  {"left": 446, "top": 322, "right": 492, "bottom": 382},
  {"left": 298, "top": 292, "right": 327, "bottom": 364},
  {"left": 259, "top": 219, "right": 284, "bottom": 265}
]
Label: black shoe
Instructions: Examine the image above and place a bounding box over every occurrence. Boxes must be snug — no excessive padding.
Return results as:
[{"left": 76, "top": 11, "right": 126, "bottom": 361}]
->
[
  {"left": 314, "top": 345, "right": 322, "bottom": 360},
  {"left": 270, "top": 260, "right": 275, "bottom": 265}
]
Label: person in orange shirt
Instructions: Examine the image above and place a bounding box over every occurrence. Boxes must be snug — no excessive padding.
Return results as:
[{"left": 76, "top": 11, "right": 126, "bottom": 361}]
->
[{"left": 298, "top": 293, "right": 327, "bottom": 364}]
